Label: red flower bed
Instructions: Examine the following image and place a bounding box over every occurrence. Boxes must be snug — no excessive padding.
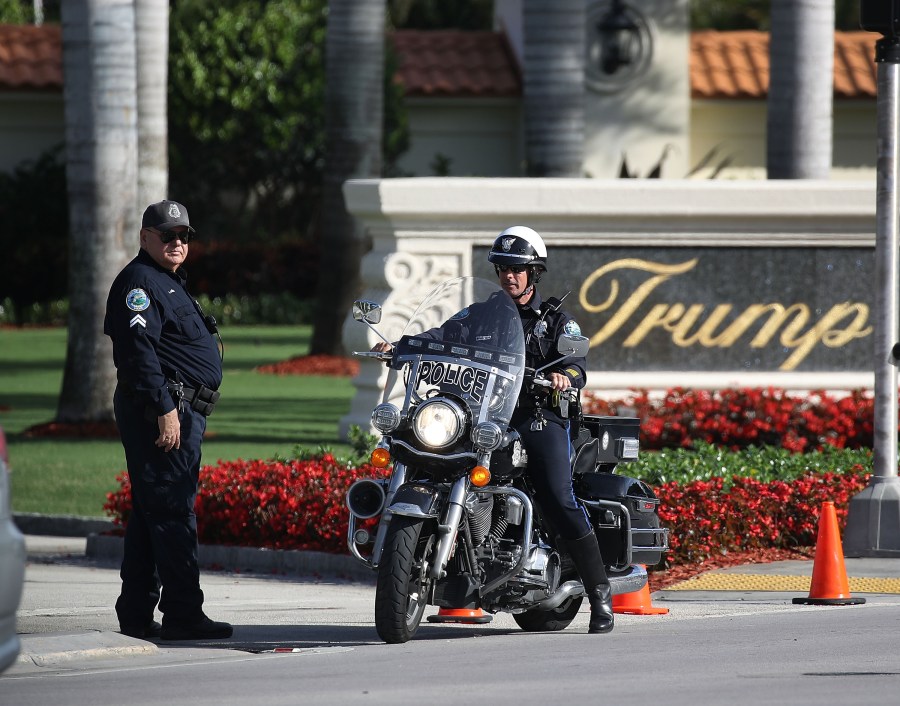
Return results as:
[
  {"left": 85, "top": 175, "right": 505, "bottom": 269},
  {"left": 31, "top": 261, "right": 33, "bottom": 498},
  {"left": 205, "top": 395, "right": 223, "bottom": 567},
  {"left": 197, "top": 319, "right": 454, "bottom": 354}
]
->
[
  {"left": 656, "top": 468, "right": 870, "bottom": 566},
  {"left": 583, "top": 387, "right": 875, "bottom": 452},
  {"left": 255, "top": 354, "right": 359, "bottom": 377},
  {"left": 104, "top": 455, "right": 390, "bottom": 553},
  {"left": 104, "top": 455, "right": 870, "bottom": 574}
]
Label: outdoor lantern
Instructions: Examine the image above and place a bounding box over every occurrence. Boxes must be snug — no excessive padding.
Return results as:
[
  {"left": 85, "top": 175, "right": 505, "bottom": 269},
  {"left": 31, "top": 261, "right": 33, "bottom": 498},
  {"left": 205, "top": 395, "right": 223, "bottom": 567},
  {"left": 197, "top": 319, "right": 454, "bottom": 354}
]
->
[{"left": 596, "top": 0, "right": 641, "bottom": 75}]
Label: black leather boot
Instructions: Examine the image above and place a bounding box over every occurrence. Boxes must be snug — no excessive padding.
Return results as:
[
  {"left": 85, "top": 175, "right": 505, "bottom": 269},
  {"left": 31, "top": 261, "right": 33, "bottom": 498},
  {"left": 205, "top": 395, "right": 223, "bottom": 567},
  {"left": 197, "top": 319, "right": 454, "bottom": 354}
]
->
[{"left": 567, "top": 532, "right": 614, "bottom": 634}]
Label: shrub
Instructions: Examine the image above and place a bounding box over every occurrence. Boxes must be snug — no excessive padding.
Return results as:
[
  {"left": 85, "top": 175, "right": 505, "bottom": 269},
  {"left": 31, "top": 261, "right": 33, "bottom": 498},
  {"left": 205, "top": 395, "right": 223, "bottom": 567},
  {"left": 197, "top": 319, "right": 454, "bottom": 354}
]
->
[
  {"left": 657, "top": 469, "right": 870, "bottom": 566},
  {"left": 104, "top": 448, "right": 871, "bottom": 566},
  {"left": 583, "top": 387, "right": 875, "bottom": 452},
  {"left": 632, "top": 442, "right": 873, "bottom": 487},
  {"left": 104, "top": 453, "right": 390, "bottom": 552},
  {"left": 0, "top": 147, "right": 68, "bottom": 321}
]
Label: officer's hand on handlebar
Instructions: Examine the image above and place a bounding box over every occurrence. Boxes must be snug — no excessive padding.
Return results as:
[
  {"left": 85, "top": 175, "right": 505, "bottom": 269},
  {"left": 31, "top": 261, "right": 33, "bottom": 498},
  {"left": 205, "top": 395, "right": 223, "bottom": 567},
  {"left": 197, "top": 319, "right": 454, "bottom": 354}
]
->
[
  {"left": 547, "top": 371, "right": 571, "bottom": 392},
  {"left": 371, "top": 342, "right": 393, "bottom": 353}
]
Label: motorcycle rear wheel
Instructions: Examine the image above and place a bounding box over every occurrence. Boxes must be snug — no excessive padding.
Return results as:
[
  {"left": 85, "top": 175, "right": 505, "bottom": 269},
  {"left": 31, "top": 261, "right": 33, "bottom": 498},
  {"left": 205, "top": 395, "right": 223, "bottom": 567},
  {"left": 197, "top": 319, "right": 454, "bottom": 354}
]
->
[
  {"left": 374, "top": 516, "right": 434, "bottom": 643},
  {"left": 513, "top": 596, "right": 584, "bottom": 632}
]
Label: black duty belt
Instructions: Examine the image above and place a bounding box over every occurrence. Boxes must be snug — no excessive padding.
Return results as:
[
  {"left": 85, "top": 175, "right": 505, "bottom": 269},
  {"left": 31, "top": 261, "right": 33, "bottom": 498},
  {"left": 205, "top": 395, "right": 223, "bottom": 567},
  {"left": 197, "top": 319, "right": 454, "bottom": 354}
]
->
[{"left": 167, "top": 380, "right": 220, "bottom": 417}]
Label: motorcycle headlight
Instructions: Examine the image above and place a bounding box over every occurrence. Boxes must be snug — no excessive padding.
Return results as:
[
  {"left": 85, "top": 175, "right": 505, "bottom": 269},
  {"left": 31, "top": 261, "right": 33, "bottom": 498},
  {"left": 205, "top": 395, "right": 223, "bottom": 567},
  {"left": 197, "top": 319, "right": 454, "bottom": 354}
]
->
[
  {"left": 372, "top": 403, "right": 401, "bottom": 433},
  {"left": 471, "top": 421, "right": 503, "bottom": 451},
  {"left": 412, "top": 399, "right": 465, "bottom": 448}
]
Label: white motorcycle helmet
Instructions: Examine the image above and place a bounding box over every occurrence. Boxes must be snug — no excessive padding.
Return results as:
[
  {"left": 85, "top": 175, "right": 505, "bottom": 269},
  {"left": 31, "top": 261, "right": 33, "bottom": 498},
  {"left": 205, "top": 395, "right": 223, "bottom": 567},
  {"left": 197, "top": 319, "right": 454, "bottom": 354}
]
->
[{"left": 488, "top": 226, "right": 548, "bottom": 272}]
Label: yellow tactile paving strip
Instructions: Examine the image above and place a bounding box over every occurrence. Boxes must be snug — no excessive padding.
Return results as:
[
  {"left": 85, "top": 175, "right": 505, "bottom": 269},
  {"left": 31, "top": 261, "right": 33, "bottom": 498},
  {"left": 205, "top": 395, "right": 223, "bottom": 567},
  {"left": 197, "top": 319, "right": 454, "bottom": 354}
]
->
[{"left": 665, "top": 574, "right": 900, "bottom": 593}]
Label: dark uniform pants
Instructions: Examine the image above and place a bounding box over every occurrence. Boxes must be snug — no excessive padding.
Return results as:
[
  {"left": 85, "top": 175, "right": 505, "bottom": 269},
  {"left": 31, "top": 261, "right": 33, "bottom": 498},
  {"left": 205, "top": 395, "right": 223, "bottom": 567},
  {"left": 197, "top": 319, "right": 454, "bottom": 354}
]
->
[
  {"left": 513, "top": 411, "right": 593, "bottom": 540},
  {"left": 113, "top": 387, "right": 206, "bottom": 627}
]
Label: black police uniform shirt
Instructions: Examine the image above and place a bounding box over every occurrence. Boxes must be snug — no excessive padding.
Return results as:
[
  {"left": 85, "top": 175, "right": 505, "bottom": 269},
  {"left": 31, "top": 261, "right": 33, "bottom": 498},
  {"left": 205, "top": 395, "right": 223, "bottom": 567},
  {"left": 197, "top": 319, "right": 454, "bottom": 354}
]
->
[
  {"left": 516, "top": 289, "right": 586, "bottom": 422},
  {"left": 104, "top": 249, "right": 222, "bottom": 417}
]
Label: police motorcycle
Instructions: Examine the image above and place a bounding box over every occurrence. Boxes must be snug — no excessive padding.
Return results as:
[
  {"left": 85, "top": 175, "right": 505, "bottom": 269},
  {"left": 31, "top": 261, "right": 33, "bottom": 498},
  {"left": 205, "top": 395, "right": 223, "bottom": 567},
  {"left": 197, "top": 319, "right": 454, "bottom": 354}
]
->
[{"left": 346, "top": 276, "right": 668, "bottom": 644}]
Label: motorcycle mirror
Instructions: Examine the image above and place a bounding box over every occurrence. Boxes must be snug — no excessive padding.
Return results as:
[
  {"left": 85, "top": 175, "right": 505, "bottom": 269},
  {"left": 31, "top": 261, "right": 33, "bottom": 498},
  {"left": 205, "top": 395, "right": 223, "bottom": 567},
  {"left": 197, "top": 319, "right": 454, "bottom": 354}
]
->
[
  {"left": 352, "top": 300, "right": 383, "bottom": 325},
  {"left": 532, "top": 334, "right": 590, "bottom": 378},
  {"left": 556, "top": 334, "right": 589, "bottom": 358}
]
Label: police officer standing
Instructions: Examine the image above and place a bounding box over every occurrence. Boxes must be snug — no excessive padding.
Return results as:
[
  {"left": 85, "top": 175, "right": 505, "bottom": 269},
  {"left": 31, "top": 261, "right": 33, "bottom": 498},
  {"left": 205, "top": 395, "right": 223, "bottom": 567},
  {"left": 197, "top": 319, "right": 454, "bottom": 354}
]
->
[
  {"left": 489, "top": 226, "right": 615, "bottom": 634},
  {"left": 104, "top": 200, "right": 232, "bottom": 640}
]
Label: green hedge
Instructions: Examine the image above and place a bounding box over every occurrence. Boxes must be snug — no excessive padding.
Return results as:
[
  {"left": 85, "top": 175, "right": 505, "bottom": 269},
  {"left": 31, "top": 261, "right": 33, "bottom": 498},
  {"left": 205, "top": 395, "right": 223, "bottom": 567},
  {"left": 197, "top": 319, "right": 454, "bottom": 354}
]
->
[{"left": 630, "top": 442, "right": 873, "bottom": 487}]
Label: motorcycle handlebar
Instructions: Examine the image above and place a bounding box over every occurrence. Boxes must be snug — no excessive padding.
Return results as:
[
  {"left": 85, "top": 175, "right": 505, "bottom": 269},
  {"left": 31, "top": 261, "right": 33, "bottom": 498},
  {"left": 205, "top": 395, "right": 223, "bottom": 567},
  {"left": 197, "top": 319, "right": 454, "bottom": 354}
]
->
[
  {"left": 530, "top": 376, "right": 578, "bottom": 399},
  {"left": 353, "top": 350, "right": 393, "bottom": 362}
]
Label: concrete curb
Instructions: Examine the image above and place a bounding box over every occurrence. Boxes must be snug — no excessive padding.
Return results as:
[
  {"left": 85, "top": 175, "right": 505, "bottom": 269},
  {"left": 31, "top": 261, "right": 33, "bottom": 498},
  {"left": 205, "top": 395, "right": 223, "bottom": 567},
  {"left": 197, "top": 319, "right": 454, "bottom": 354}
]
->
[
  {"left": 14, "top": 513, "right": 115, "bottom": 538},
  {"left": 16, "top": 631, "right": 157, "bottom": 667},
  {"left": 86, "top": 534, "right": 376, "bottom": 582},
  {"left": 17, "top": 513, "right": 376, "bottom": 582}
]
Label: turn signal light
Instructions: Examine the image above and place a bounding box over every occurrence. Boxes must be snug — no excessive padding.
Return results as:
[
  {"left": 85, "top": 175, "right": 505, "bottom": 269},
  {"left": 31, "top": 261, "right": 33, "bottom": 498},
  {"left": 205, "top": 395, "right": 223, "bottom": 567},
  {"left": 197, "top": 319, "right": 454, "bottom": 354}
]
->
[
  {"left": 370, "top": 447, "right": 391, "bottom": 468},
  {"left": 470, "top": 466, "right": 491, "bottom": 487}
]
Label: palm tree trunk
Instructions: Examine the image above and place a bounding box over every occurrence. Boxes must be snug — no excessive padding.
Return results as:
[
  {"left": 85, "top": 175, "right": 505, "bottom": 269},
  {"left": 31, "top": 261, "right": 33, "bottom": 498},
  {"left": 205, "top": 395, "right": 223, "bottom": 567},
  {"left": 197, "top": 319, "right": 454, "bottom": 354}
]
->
[
  {"left": 766, "top": 0, "right": 835, "bottom": 179},
  {"left": 135, "top": 0, "right": 169, "bottom": 206},
  {"left": 310, "top": 0, "right": 385, "bottom": 355},
  {"left": 522, "top": 0, "right": 585, "bottom": 176},
  {"left": 57, "top": 0, "right": 137, "bottom": 423}
]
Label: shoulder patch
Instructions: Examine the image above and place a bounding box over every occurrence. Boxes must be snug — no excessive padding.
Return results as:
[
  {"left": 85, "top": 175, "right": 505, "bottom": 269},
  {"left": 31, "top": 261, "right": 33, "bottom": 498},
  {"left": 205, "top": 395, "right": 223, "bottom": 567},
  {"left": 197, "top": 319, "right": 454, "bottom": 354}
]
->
[
  {"left": 564, "top": 319, "right": 581, "bottom": 336},
  {"left": 126, "top": 288, "right": 150, "bottom": 312},
  {"left": 449, "top": 307, "right": 470, "bottom": 321}
]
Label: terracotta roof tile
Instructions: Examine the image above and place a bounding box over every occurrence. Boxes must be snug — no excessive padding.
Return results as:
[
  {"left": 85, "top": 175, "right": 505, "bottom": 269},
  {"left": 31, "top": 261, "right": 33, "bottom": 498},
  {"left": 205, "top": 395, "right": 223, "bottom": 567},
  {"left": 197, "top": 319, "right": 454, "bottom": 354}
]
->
[
  {"left": 0, "top": 24, "right": 879, "bottom": 100},
  {"left": 0, "top": 23, "right": 62, "bottom": 90},
  {"left": 391, "top": 30, "right": 521, "bottom": 97},
  {"left": 690, "top": 29, "right": 876, "bottom": 99},
  {"left": 833, "top": 31, "right": 878, "bottom": 98}
]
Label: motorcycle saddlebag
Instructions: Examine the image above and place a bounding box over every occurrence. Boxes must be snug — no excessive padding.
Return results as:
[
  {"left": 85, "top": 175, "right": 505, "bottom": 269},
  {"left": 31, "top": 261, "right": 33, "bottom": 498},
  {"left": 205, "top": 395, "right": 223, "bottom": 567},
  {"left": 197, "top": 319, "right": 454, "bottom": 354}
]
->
[
  {"left": 574, "top": 472, "right": 667, "bottom": 569},
  {"left": 576, "top": 415, "right": 640, "bottom": 472}
]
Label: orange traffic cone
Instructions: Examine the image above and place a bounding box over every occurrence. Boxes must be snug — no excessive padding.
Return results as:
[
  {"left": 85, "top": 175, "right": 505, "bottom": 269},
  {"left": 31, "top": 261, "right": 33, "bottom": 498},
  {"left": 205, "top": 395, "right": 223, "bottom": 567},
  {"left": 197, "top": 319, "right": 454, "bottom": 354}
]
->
[
  {"left": 427, "top": 607, "right": 493, "bottom": 624},
  {"left": 792, "top": 501, "right": 866, "bottom": 606},
  {"left": 612, "top": 568, "right": 669, "bottom": 615}
]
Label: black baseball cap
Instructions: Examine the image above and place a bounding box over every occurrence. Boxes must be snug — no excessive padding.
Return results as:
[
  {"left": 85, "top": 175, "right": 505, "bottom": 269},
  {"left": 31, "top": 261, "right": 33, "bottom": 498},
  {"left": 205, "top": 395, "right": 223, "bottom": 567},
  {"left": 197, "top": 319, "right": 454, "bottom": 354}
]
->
[{"left": 141, "top": 200, "right": 195, "bottom": 233}]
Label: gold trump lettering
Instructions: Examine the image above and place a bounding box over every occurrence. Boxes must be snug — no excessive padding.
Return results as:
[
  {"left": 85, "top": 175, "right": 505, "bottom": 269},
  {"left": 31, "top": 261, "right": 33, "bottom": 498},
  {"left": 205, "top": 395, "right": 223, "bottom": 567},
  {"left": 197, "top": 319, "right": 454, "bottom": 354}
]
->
[{"left": 578, "top": 258, "right": 872, "bottom": 371}]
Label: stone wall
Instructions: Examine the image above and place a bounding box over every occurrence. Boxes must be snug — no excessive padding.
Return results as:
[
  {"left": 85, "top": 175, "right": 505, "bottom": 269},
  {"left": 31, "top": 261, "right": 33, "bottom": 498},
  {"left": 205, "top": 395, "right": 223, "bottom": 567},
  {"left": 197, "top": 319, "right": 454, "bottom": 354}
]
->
[{"left": 340, "top": 177, "right": 875, "bottom": 435}]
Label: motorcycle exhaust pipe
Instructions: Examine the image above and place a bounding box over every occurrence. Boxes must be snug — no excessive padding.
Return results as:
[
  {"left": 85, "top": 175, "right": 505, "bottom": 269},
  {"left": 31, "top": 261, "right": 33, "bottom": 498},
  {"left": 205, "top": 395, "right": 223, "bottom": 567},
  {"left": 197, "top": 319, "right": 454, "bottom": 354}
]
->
[{"left": 346, "top": 479, "right": 387, "bottom": 519}]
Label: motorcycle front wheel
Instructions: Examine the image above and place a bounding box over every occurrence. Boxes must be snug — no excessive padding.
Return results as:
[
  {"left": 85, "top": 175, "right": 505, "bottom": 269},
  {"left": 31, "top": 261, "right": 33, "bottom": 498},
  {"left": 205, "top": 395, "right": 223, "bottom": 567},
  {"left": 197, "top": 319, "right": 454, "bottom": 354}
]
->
[
  {"left": 513, "top": 595, "right": 584, "bottom": 632},
  {"left": 374, "top": 516, "right": 435, "bottom": 643}
]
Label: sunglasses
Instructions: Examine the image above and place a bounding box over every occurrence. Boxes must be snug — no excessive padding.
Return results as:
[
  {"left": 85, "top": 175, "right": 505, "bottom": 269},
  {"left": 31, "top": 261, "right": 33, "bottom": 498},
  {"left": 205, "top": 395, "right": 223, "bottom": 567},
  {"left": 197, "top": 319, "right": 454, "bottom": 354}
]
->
[
  {"left": 150, "top": 229, "right": 192, "bottom": 244},
  {"left": 496, "top": 264, "right": 528, "bottom": 274}
]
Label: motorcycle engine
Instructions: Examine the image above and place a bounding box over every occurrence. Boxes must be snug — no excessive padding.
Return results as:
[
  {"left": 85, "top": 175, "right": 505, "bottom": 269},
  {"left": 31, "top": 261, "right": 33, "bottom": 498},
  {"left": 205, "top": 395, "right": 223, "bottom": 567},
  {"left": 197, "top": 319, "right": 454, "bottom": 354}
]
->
[{"left": 506, "top": 541, "right": 561, "bottom": 605}]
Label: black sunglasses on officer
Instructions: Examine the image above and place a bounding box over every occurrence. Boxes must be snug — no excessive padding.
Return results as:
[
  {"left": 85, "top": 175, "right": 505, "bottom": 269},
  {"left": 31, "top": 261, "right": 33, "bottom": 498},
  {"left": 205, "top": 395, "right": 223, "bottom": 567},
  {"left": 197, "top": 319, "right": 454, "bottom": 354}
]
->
[
  {"left": 495, "top": 264, "right": 528, "bottom": 274},
  {"left": 150, "top": 229, "right": 192, "bottom": 245}
]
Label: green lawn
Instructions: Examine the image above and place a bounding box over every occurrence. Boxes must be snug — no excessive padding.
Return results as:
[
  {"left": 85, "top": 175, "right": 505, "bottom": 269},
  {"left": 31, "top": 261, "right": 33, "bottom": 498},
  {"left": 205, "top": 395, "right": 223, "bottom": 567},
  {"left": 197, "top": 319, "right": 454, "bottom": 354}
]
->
[{"left": 0, "top": 326, "right": 355, "bottom": 517}]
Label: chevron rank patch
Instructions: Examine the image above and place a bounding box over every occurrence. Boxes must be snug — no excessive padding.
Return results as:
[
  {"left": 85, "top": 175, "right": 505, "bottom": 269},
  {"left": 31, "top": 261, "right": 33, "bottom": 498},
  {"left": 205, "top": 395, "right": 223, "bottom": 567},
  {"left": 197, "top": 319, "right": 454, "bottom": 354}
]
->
[
  {"left": 126, "top": 288, "right": 150, "bottom": 311},
  {"left": 129, "top": 314, "right": 147, "bottom": 329}
]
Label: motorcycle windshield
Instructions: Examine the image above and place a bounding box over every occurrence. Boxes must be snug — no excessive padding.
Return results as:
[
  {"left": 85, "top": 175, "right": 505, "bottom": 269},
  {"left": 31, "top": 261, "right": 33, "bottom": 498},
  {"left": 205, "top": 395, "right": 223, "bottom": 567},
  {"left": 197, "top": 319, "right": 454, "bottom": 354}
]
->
[{"left": 383, "top": 277, "right": 526, "bottom": 430}]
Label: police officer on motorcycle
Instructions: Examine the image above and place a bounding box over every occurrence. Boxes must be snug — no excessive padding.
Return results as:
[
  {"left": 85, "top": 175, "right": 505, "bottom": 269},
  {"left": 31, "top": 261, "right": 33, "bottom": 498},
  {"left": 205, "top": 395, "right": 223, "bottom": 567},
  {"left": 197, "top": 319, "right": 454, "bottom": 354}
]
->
[{"left": 489, "top": 225, "right": 615, "bottom": 635}]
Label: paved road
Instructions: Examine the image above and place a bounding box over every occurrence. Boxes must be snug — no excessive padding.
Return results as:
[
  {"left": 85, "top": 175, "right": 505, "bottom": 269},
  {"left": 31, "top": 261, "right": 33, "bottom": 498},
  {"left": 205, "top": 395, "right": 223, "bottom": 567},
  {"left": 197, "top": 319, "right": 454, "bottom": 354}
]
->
[{"left": 5, "top": 534, "right": 900, "bottom": 706}]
